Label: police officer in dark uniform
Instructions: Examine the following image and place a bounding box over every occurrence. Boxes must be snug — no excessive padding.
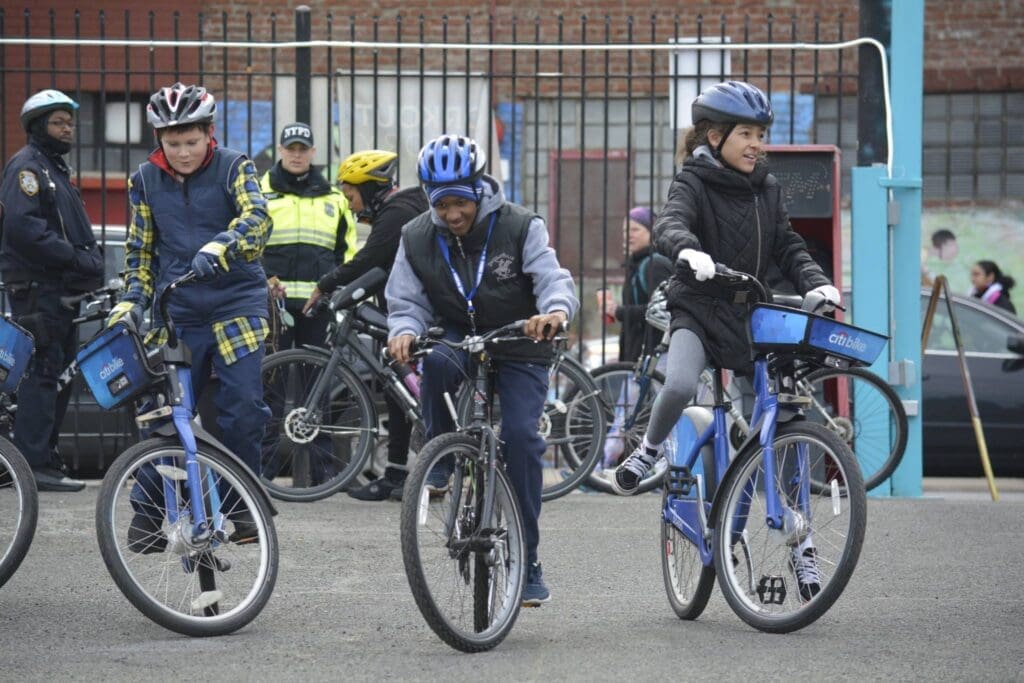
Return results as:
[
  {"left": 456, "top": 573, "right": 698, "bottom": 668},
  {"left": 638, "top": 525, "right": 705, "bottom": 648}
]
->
[{"left": 0, "top": 89, "right": 104, "bottom": 491}]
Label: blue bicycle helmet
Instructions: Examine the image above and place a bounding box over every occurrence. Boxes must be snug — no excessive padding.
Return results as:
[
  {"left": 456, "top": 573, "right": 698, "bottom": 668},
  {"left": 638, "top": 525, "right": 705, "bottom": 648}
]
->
[
  {"left": 692, "top": 81, "right": 774, "bottom": 128},
  {"left": 416, "top": 135, "right": 487, "bottom": 186},
  {"left": 20, "top": 89, "right": 79, "bottom": 131}
]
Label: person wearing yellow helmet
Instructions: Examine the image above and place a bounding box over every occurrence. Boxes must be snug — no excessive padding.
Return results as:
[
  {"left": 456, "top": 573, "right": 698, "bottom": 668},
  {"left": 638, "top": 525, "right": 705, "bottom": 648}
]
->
[{"left": 305, "top": 149, "right": 429, "bottom": 502}]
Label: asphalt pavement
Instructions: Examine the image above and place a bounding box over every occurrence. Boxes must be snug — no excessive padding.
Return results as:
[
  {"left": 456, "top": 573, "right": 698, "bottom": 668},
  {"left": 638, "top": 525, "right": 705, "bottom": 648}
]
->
[{"left": 1, "top": 478, "right": 1022, "bottom": 681}]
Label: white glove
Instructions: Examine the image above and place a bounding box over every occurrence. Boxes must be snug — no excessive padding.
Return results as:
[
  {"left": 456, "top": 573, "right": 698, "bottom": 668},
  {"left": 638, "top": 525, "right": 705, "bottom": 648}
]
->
[
  {"left": 677, "top": 248, "right": 716, "bottom": 282},
  {"left": 806, "top": 284, "right": 842, "bottom": 312}
]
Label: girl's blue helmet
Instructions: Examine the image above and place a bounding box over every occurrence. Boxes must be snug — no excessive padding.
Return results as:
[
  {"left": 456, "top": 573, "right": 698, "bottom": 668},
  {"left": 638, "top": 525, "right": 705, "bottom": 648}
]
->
[
  {"left": 416, "top": 135, "right": 487, "bottom": 186},
  {"left": 692, "top": 81, "right": 774, "bottom": 128}
]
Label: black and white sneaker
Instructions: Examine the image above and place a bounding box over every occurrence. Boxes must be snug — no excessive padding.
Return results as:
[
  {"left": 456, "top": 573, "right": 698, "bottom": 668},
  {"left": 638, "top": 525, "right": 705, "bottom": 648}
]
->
[
  {"left": 789, "top": 540, "right": 822, "bottom": 603},
  {"left": 610, "top": 443, "right": 662, "bottom": 495}
]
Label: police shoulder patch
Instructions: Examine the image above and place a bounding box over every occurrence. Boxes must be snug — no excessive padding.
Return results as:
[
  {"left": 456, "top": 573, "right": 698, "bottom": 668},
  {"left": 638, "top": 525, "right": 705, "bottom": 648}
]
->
[
  {"left": 323, "top": 202, "right": 336, "bottom": 218},
  {"left": 18, "top": 170, "right": 39, "bottom": 197}
]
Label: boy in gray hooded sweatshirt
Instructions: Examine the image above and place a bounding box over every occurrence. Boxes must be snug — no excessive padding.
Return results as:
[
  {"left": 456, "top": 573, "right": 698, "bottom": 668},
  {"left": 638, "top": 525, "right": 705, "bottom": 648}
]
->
[{"left": 386, "top": 134, "right": 578, "bottom": 606}]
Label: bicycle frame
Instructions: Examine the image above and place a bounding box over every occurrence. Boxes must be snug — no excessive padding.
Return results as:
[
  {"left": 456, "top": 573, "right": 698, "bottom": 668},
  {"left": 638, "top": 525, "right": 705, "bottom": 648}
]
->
[
  {"left": 440, "top": 343, "right": 501, "bottom": 555},
  {"left": 664, "top": 356, "right": 814, "bottom": 564},
  {"left": 298, "top": 304, "right": 421, "bottom": 433}
]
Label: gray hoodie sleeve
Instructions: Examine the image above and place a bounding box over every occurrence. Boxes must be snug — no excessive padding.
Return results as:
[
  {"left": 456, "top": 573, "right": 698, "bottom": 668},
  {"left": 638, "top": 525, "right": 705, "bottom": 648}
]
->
[
  {"left": 521, "top": 217, "right": 580, "bottom": 321},
  {"left": 385, "top": 238, "right": 435, "bottom": 339}
]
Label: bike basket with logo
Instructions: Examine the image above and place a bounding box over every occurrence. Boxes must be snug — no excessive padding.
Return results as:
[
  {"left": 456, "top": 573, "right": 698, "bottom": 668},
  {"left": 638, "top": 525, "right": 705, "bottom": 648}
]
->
[
  {"left": 749, "top": 304, "right": 887, "bottom": 366},
  {"left": 806, "top": 316, "right": 887, "bottom": 366},
  {"left": 76, "top": 322, "right": 162, "bottom": 410},
  {"left": 0, "top": 316, "right": 34, "bottom": 393}
]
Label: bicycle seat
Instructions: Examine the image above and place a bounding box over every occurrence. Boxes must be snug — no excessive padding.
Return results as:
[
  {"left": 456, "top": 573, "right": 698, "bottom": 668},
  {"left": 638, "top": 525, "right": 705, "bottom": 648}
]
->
[
  {"left": 330, "top": 267, "right": 387, "bottom": 311},
  {"left": 354, "top": 302, "right": 388, "bottom": 341}
]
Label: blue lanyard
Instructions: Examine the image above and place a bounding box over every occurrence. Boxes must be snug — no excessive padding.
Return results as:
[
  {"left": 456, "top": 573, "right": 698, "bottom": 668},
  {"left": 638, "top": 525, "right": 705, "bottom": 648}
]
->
[{"left": 435, "top": 213, "right": 497, "bottom": 329}]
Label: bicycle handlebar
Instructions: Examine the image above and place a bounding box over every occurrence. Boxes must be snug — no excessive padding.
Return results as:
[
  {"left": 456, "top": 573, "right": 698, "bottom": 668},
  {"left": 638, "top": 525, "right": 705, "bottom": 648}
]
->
[
  {"left": 59, "top": 278, "right": 124, "bottom": 311},
  {"left": 412, "top": 319, "right": 568, "bottom": 355}
]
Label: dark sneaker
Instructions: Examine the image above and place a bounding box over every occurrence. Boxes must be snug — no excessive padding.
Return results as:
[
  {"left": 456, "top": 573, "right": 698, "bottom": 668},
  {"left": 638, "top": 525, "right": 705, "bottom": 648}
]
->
[
  {"left": 388, "top": 483, "right": 404, "bottom": 502},
  {"left": 348, "top": 477, "right": 403, "bottom": 502},
  {"left": 789, "top": 542, "right": 822, "bottom": 603},
  {"left": 521, "top": 561, "right": 551, "bottom": 606},
  {"left": 611, "top": 443, "right": 662, "bottom": 495},
  {"left": 32, "top": 467, "right": 86, "bottom": 493},
  {"left": 229, "top": 510, "right": 260, "bottom": 545},
  {"left": 127, "top": 513, "right": 167, "bottom": 554}
]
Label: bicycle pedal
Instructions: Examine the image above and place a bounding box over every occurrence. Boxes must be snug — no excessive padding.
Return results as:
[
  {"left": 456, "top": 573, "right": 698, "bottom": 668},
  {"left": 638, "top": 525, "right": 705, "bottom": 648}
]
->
[
  {"left": 136, "top": 405, "right": 173, "bottom": 427},
  {"left": 666, "top": 465, "right": 697, "bottom": 495},
  {"left": 756, "top": 575, "right": 787, "bottom": 605}
]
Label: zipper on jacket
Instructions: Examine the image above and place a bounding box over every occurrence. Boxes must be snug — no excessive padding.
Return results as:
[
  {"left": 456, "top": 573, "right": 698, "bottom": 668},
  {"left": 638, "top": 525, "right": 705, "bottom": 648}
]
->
[{"left": 753, "top": 194, "right": 762, "bottom": 278}]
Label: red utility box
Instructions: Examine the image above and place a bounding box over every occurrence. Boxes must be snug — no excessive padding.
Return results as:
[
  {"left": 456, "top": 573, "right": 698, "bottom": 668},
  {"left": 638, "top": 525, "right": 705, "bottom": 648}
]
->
[{"left": 764, "top": 144, "right": 842, "bottom": 293}]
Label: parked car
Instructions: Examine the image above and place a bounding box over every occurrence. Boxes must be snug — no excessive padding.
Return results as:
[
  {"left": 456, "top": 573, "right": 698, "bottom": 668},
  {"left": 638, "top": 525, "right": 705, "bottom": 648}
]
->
[{"left": 921, "top": 290, "right": 1024, "bottom": 477}]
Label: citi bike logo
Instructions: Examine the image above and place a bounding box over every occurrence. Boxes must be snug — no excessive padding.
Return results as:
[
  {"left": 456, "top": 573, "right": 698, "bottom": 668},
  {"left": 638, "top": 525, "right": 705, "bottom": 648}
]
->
[
  {"left": 0, "top": 348, "right": 13, "bottom": 367},
  {"left": 99, "top": 357, "right": 125, "bottom": 380},
  {"left": 827, "top": 331, "right": 868, "bottom": 353}
]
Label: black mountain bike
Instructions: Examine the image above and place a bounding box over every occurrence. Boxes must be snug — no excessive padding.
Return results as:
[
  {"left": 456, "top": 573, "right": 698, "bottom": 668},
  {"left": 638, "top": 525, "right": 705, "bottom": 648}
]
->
[{"left": 259, "top": 267, "right": 605, "bottom": 502}]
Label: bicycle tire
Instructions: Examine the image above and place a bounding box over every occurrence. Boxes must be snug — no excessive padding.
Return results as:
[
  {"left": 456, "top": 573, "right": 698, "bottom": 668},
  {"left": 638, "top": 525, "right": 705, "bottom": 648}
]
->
[
  {"left": 0, "top": 438, "right": 37, "bottom": 589},
  {"left": 660, "top": 486, "right": 715, "bottom": 620},
  {"left": 400, "top": 432, "right": 526, "bottom": 652},
  {"left": 586, "top": 362, "right": 668, "bottom": 495},
  {"left": 712, "top": 422, "right": 867, "bottom": 633},
  {"left": 260, "top": 348, "right": 376, "bottom": 501},
  {"left": 455, "top": 352, "right": 605, "bottom": 502},
  {"left": 801, "top": 366, "right": 909, "bottom": 491},
  {"left": 95, "top": 437, "right": 279, "bottom": 636}
]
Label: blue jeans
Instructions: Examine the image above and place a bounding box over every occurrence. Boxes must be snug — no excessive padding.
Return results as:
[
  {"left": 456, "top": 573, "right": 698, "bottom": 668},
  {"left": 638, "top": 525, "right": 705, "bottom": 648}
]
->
[
  {"left": 421, "top": 335, "right": 548, "bottom": 565},
  {"left": 131, "top": 325, "right": 270, "bottom": 519}
]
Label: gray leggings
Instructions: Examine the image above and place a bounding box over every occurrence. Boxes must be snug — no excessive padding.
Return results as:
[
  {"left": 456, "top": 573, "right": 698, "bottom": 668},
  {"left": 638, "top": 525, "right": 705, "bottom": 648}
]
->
[{"left": 646, "top": 328, "right": 707, "bottom": 445}]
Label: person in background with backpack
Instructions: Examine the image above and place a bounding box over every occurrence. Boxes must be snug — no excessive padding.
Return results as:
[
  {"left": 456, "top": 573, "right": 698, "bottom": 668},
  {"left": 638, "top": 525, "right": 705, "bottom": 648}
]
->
[
  {"left": 596, "top": 206, "right": 673, "bottom": 363},
  {"left": 596, "top": 207, "right": 672, "bottom": 469}
]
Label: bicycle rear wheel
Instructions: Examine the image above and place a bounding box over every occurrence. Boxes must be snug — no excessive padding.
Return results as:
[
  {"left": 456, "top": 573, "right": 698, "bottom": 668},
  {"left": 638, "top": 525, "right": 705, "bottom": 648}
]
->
[
  {"left": 586, "top": 363, "right": 669, "bottom": 494},
  {"left": 660, "top": 487, "right": 715, "bottom": 620},
  {"left": 260, "top": 349, "right": 376, "bottom": 501},
  {"left": 800, "top": 367, "right": 908, "bottom": 491},
  {"left": 712, "top": 422, "right": 866, "bottom": 633},
  {"left": 96, "top": 438, "right": 278, "bottom": 636},
  {"left": 456, "top": 353, "right": 605, "bottom": 502},
  {"left": 0, "top": 438, "right": 37, "bottom": 588},
  {"left": 400, "top": 432, "right": 526, "bottom": 652}
]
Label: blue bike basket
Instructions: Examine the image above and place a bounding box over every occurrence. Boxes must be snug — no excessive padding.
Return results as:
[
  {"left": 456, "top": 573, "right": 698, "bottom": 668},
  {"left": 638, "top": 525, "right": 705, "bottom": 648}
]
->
[
  {"left": 0, "top": 316, "right": 34, "bottom": 393},
  {"left": 77, "top": 322, "right": 162, "bottom": 410},
  {"left": 750, "top": 304, "right": 887, "bottom": 366}
]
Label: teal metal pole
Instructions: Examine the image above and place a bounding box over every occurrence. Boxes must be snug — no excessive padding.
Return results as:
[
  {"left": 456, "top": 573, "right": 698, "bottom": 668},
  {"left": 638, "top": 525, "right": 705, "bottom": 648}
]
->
[
  {"left": 850, "top": 164, "right": 892, "bottom": 497},
  {"left": 885, "top": 0, "right": 924, "bottom": 496}
]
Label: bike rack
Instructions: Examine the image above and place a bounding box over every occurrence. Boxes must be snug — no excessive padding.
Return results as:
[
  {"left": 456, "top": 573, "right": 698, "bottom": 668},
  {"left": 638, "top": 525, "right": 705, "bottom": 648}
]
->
[{"left": 921, "top": 275, "right": 999, "bottom": 501}]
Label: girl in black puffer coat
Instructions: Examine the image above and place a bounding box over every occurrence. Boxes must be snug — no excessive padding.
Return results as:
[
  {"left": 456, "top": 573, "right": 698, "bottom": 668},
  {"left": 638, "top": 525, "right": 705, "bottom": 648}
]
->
[{"left": 611, "top": 81, "right": 839, "bottom": 496}]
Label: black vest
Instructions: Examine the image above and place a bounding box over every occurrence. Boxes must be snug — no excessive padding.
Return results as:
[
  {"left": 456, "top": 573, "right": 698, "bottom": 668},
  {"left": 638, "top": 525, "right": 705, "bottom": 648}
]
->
[{"left": 403, "top": 203, "right": 550, "bottom": 362}]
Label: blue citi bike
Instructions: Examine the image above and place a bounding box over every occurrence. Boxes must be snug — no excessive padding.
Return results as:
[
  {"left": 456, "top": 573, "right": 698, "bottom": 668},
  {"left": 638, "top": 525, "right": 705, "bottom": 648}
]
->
[
  {"left": 0, "top": 313, "right": 37, "bottom": 589},
  {"left": 81, "top": 271, "right": 279, "bottom": 637},
  {"left": 660, "top": 264, "right": 880, "bottom": 632}
]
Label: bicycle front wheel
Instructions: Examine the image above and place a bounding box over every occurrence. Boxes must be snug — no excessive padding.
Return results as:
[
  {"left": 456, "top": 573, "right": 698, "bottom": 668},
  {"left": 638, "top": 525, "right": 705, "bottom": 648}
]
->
[
  {"left": 801, "top": 367, "right": 908, "bottom": 491},
  {"left": 260, "top": 348, "right": 376, "bottom": 501},
  {"left": 0, "top": 438, "right": 37, "bottom": 588},
  {"left": 96, "top": 438, "right": 279, "bottom": 637},
  {"left": 400, "top": 432, "right": 526, "bottom": 652},
  {"left": 712, "top": 422, "right": 866, "bottom": 633}
]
